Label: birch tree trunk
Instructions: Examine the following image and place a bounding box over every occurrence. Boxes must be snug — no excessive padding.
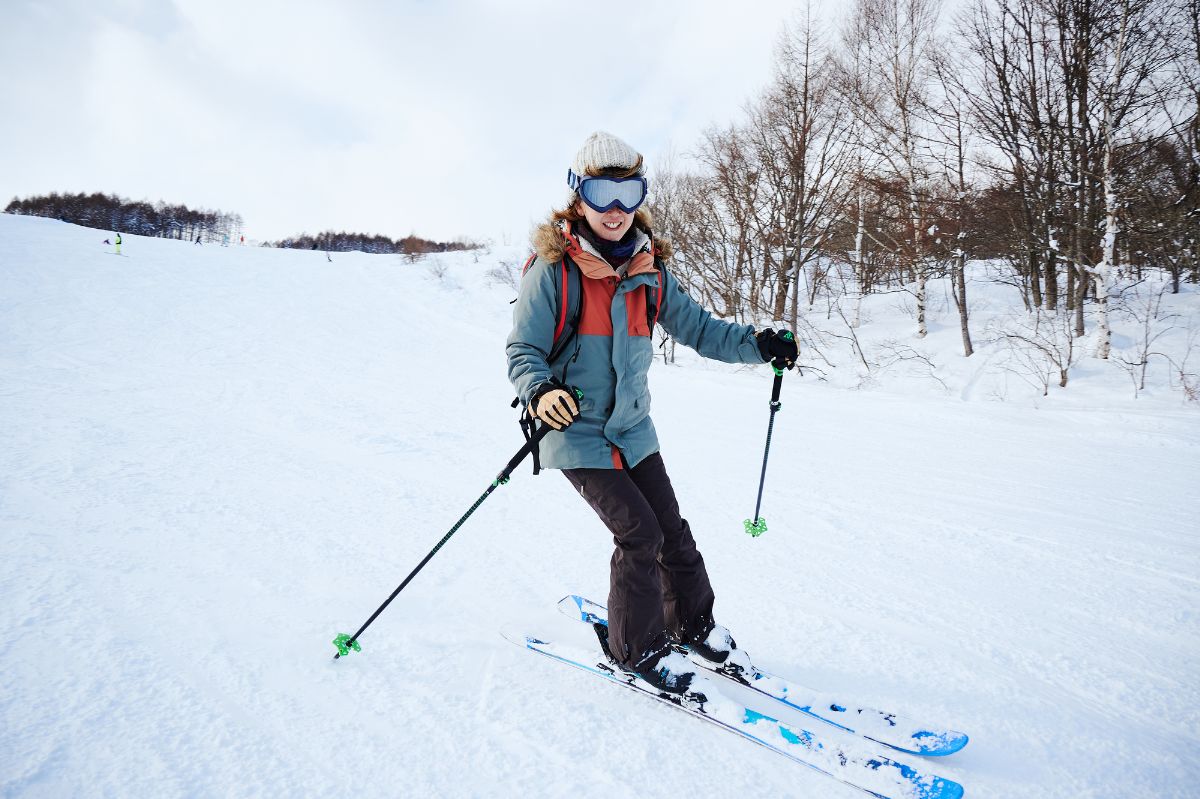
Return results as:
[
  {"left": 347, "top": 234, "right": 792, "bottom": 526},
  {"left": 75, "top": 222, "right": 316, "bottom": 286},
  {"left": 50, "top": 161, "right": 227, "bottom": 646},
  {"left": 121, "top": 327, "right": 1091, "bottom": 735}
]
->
[{"left": 853, "top": 181, "right": 867, "bottom": 328}]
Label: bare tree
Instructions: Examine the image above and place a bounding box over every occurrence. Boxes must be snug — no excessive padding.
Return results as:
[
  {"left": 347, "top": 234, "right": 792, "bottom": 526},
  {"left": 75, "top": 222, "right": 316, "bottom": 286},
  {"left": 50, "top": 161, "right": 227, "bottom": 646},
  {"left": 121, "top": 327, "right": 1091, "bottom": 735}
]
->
[
  {"left": 688, "top": 125, "right": 765, "bottom": 323},
  {"left": 928, "top": 48, "right": 978, "bottom": 356},
  {"left": 959, "top": 0, "right": 1066, "bottom": 313},
  {"left": 746, "top": 12, "right": 856, "bottom": 326},
  {"left": 646, "top": 148, "right": 685, "bottom": 363},
  {"left": 1076, "top": 0, "right": 1180, "bottom": 357},
  {"left": 990, "top": 307, "right": 1081, "bottom": 393},
  {"left": 843, "top": 0, "right": 943, "bottom": 338},
  {"left": 1111, "top": 281, "right": 1180, "bottom": 394}
]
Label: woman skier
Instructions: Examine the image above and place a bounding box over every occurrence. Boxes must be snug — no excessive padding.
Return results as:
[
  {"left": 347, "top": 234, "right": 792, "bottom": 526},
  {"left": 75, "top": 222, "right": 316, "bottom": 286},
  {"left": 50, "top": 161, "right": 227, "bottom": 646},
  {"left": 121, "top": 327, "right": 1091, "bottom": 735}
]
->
[{"left": 506, "top": 131, "right": 798, "bottom": 694}]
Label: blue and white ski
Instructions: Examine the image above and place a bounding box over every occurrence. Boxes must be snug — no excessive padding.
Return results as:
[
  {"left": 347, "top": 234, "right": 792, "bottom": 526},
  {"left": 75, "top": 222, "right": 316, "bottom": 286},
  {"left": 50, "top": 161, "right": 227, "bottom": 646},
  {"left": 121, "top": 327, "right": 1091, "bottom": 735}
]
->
[
  {"left": 503, "top": 630, "right": 964, "bottom": 799},
  {"left": 557, "top": 594, "right": 968, "bottom": 757}
]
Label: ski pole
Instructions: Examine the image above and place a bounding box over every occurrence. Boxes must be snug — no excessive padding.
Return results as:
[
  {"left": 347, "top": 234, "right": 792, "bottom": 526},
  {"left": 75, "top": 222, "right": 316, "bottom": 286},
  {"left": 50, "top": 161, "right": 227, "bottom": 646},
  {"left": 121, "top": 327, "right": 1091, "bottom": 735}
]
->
[
  {"left": 744, "top": 332, "right": 795, "bottom": 538},
  {"left": 332, "top": 389, "right": 581, "bottom": 660}
]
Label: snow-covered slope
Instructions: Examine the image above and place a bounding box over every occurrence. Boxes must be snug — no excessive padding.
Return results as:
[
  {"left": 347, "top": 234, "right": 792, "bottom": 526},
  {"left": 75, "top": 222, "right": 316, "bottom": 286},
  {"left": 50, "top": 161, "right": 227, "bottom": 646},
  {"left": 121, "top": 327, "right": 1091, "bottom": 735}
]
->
[{"left": 2, "top": 214, "right": 1197, "bottom": 798}]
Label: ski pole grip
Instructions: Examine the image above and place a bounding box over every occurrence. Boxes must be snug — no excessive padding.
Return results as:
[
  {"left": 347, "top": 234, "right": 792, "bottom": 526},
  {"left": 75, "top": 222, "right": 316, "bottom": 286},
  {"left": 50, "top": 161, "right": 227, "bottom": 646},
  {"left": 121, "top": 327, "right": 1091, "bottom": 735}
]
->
[
  {"left": 769, "top": 369, "right": 784, "bottom": 405},
  {"left": 771, "top": 331, "right": 796, "bottom": 375},
  {"left": 497, "top": 387, "right": 583, "bottom": 483}
]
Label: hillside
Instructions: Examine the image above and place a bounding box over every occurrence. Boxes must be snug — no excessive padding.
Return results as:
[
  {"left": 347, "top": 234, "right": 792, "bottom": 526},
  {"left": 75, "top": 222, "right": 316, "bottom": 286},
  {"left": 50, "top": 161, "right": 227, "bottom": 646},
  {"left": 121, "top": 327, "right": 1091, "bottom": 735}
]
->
[{"left": 1, "top": 213, "right": 1197, "bottom": 798}]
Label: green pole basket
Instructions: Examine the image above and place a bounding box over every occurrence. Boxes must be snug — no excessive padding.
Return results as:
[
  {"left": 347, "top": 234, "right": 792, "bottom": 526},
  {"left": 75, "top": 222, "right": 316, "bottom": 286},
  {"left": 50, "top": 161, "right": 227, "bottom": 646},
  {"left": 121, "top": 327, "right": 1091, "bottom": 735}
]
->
[
  {"left": 333, "top": 633, "right": 362, "bottom": 658},
  {"left": 744, "top": 517, "right": 768, "bottom": 538}
]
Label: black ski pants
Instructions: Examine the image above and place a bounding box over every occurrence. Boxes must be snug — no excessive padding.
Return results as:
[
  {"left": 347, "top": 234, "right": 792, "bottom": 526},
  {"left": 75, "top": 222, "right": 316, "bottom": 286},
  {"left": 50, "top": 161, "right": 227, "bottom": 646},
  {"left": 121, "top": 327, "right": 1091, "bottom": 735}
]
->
[{"left": 563, "top": 452, "right": 715, "bottom": 669}]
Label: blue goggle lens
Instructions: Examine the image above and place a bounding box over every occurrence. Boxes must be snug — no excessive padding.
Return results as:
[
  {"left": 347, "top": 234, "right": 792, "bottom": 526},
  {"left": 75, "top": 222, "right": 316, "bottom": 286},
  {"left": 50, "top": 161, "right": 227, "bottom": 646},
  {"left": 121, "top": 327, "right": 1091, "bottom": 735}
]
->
[{"left": 574, "top": 175, "right": 647, "bottom": 213}]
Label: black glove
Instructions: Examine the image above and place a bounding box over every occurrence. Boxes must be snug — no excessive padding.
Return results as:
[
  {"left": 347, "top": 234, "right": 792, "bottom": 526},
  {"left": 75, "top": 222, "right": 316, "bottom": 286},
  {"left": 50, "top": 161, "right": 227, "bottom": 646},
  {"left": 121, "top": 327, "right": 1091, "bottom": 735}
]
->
[{"left": 756, "top": 329, "right": 799, "bottom": 367}]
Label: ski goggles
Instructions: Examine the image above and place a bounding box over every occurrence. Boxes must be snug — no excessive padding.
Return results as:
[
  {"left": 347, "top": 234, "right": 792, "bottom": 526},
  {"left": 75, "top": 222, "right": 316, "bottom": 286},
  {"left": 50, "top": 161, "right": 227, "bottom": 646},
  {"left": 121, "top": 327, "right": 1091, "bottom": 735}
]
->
[{"left": 567, "top": 170, "right": 648, "bottom": 214}]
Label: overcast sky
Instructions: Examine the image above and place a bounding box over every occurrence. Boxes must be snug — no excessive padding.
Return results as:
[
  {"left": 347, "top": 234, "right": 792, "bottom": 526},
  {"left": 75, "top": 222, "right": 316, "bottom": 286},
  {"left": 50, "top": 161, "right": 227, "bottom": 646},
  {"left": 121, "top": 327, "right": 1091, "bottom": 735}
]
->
[{"left": 1, "top": 0, "right": 840, "bottom": 245}]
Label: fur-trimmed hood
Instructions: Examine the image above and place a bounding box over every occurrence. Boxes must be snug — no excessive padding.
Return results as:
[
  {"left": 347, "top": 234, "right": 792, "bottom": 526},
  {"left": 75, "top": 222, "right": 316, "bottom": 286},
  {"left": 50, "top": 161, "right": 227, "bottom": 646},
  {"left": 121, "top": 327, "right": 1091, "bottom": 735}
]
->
[{"left": 531, "top": 215, "right": 674, "bottom": 269}]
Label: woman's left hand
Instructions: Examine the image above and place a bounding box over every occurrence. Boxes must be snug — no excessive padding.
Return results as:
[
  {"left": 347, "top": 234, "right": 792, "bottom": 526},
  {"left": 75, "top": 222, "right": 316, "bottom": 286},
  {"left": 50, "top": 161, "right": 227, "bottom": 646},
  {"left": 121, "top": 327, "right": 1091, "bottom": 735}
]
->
[{"left": 756, "top": 329, "right": 799, "bottom": 367}]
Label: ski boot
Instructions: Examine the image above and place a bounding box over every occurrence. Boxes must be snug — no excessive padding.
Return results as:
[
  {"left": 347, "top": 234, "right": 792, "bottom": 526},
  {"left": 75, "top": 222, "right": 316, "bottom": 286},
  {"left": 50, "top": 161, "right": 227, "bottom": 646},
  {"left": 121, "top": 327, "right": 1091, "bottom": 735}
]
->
[
  {"left": 594, "top": 623, "right": 698, "bottom": 695},
  {"left": 682, "top": 622, "right": 754, "bottom": 680}
]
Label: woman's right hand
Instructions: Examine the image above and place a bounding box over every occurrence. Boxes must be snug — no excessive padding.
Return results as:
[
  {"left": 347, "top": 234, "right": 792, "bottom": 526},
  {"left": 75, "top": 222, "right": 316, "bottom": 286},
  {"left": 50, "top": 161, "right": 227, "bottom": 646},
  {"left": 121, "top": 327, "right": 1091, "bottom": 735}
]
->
[{"left": 529, "top": 386, "right": 579, "bottom": 430}]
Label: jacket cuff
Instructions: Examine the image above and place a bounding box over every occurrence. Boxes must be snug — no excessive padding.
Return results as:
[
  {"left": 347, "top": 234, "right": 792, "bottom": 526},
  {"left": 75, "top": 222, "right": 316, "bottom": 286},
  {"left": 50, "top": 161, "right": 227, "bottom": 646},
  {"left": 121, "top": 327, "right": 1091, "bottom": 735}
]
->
[{"left": 528, "top": 378, "right": 565, "bottom": 408}]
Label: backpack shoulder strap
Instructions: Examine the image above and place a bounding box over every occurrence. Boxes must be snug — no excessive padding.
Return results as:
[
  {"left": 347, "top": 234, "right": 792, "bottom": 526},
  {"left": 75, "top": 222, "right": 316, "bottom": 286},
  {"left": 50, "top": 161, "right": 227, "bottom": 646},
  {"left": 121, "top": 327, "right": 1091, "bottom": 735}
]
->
[
  {"left": 520, "top": 252, "right": 538, "bottom": 276},
  {"left": 519, "top": 253, "right": 581, "bottom": 364},
  {"left": 547, "top": 255, "right": 582, "bottom": 365},
  {"left": 646, "top": 256, "right": 667, "bottom": 330}
]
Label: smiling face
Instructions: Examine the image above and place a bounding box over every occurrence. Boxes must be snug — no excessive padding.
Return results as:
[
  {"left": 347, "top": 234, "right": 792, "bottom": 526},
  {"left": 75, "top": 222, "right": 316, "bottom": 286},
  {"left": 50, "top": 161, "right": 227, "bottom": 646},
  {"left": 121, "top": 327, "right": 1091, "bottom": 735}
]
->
[{"left": 577, "top": 199, "right": 634, "bottom": 242}]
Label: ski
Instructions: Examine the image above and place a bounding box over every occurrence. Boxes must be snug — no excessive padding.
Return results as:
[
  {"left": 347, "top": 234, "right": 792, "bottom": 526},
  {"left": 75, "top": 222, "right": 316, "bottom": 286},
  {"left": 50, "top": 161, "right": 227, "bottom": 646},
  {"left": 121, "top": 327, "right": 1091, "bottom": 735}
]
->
[
  {"left": 557, "top": 594, "right": 968, "bottom": 757},
  {"left": 503, "top": 630, "right": 964, "bottom": 799}
]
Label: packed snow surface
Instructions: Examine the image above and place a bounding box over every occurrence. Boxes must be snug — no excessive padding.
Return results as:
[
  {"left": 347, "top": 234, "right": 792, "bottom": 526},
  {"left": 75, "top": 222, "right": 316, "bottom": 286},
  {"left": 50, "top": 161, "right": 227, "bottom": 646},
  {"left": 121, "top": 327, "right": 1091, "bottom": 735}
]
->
[{"left": 2, "top": 214, "right": 1197, "bottom": 798}]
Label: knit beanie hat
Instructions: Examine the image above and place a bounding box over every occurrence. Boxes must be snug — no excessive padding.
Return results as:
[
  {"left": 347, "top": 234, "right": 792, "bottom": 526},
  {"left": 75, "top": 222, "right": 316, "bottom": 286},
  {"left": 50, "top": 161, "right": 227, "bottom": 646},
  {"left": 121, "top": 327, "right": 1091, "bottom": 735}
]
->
[
  {"left": 571, "top": 131, "right": 643, "bottom": 179},
  {"left": 566, "top": 131, "right": 644, "bottom": 208}
]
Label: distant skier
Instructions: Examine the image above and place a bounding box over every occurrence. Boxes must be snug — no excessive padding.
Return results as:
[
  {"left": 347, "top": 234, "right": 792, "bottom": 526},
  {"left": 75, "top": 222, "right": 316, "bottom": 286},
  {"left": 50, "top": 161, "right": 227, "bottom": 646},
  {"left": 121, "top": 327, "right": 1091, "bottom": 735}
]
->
[
  {"left": 506, "top": 131, "right": 798, "bottom": 694},
  {"left": 115, "top": 232, "right": 122, "bottom": 255},
  {"left": 195, "top": 234, "right": 201, "bottom": 245}
]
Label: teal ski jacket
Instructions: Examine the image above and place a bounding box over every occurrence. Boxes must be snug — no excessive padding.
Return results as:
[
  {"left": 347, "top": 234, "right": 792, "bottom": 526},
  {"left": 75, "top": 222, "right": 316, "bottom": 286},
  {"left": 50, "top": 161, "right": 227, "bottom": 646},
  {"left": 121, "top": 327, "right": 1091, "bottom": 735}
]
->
[{"left": 506, "top": 219, "right": 764, "bottom": 470}]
